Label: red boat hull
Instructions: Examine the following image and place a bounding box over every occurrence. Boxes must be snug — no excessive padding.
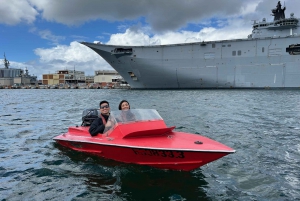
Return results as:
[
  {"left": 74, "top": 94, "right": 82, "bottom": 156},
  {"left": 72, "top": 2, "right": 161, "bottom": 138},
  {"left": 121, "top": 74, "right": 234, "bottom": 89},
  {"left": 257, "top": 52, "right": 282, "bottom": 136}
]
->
[{"left": 54, "top": 125, "right": 234, "bottom": 171}]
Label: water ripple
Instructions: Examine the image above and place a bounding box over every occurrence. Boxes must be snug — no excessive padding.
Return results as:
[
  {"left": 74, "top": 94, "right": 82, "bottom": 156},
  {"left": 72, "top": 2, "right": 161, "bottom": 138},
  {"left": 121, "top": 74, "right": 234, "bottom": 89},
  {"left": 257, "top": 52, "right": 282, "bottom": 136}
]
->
[{"left": 0, "top": 89, "right": 299, "bottom": 200}]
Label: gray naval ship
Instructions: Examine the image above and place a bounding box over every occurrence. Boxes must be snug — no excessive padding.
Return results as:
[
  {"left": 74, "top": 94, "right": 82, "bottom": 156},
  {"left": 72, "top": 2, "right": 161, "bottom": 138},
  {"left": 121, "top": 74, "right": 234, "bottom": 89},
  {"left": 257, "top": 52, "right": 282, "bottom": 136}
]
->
[{"left": 81, "top": 1, "right": 300, "bottom": 89}]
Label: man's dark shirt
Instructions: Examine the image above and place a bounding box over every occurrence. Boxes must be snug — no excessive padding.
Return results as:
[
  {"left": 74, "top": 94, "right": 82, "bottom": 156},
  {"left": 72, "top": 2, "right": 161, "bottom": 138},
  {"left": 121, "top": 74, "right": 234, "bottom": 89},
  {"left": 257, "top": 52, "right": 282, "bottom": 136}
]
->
[{"left": 89, "top": 114, "right": 109, "bottom": 136}]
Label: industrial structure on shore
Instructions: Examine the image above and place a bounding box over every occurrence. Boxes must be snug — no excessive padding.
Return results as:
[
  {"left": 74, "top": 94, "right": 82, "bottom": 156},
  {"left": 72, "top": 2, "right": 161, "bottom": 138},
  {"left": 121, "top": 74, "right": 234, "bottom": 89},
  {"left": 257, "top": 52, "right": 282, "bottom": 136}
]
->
[
  {"left": 0, "top": 54, "right": 129, "bottom": 89},
  {"left": 41, "top": 69, "right": 128, "bottom": 89}
]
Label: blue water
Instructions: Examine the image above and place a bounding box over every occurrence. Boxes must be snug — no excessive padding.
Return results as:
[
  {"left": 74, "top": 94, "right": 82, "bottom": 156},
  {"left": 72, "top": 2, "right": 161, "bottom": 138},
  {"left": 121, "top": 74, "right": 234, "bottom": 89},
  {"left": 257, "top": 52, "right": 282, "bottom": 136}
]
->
[{"left": 1, "top": 89, "right": 299, "bottom": 200}]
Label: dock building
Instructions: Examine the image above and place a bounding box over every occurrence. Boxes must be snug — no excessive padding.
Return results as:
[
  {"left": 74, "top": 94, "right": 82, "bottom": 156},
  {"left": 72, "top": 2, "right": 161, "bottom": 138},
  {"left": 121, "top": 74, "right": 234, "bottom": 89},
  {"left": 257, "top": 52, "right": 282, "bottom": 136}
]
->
[{"left": 42, "top": 70, "right": 86, "bottom": 86}]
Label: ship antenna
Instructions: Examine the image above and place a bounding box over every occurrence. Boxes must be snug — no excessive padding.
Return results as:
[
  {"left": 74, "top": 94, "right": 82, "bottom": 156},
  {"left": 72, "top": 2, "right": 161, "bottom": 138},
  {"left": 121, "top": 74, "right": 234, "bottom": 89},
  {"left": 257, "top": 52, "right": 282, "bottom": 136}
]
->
[
  {"left": 3, "top": 53, "right": 10, "bottom": 69},
  {"left": 251, "top": 20, "right": 258, "bottom": 25}
]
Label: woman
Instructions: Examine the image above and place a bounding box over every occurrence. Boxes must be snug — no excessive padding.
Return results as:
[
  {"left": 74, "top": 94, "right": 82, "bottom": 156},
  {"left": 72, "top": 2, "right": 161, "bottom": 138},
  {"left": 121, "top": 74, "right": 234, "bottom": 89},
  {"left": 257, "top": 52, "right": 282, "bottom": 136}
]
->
[
  {"left": 119, "top": 100, "right": 130, "bottom": 110},
  {"left": 118, "top": 100, "right": 135, "bottom": 122}
]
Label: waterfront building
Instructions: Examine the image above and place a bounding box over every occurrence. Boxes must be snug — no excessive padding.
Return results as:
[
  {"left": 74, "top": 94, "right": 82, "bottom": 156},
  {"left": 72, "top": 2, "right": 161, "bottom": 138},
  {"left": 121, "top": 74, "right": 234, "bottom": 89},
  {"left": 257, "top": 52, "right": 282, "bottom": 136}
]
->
[
  {"left": 85, "top": 75, "right": 94, "bottom": 84},
  {"left": 42, "top": 70, "right": 86, "bottom": 86}
]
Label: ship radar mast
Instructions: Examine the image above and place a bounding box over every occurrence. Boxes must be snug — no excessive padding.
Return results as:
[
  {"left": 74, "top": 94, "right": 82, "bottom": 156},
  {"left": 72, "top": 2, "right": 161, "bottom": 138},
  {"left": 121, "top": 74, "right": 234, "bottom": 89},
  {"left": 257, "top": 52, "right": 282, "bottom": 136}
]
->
[
  {"left": 3, "top": 53, "right": 10, "bottom": 69},
  {"left": 272, "top": 1, "right": 286, "bottom": 21},
  {"left": 25, "top": 67, "right": 29, "bottom": 76}
]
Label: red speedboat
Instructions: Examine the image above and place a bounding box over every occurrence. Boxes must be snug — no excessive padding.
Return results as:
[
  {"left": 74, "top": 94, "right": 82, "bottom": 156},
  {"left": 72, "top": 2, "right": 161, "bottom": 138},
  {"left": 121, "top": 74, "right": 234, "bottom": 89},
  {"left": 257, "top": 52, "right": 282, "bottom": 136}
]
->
[{"left": 53, "top": 109, "right": 235, "bottom": 171}]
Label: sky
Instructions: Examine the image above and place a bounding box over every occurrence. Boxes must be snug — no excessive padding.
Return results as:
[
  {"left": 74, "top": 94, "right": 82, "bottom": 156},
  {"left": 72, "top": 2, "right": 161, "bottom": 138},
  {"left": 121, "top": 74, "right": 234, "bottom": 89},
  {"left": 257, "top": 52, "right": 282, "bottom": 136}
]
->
[{"left": 1, "top": 0, "right": 300, "bottom": 79}]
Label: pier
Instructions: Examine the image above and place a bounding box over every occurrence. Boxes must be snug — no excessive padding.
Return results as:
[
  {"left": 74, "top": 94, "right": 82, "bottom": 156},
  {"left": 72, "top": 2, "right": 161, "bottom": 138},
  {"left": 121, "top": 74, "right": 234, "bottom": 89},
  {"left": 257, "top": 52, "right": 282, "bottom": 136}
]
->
[{"left": 0, "top": 83, "right": 131, "bottom": 89}]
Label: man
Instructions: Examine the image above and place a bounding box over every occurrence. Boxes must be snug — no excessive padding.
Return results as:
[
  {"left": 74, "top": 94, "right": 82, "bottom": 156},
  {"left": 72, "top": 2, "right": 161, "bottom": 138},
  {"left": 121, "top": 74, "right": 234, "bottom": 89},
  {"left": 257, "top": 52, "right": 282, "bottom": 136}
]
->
[{"left": 89, "top": 100, "right": 111, "bottom": 136}]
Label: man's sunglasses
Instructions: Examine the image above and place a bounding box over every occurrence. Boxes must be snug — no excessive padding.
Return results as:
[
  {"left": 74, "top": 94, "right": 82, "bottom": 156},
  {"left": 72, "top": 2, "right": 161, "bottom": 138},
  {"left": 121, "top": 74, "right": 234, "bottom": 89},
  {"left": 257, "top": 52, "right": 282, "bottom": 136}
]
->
[{"left": 100, "top": 105, "right": 109, "bottom": 109}]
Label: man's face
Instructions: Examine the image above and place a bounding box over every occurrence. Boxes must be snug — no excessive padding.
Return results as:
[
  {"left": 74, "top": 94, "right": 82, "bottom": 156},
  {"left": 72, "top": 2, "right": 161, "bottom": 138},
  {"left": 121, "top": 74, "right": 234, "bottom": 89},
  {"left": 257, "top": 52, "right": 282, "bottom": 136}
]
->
[{"left": 100, "top": 103, "right": 110, "bottom": 115}]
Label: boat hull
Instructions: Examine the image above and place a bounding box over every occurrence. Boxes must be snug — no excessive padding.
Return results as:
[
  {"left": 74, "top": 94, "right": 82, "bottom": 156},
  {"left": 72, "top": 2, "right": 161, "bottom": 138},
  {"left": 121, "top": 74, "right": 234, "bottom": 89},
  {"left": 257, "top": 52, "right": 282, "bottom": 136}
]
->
[
  {"left": 55, "top": 139, "right": 230, "bottom": 171},
  {"left": 54, "top": 109, "right": 235, "bottom": 171},
  {"left": 54, "top": 126, "right": 234, "bottom": 171}
]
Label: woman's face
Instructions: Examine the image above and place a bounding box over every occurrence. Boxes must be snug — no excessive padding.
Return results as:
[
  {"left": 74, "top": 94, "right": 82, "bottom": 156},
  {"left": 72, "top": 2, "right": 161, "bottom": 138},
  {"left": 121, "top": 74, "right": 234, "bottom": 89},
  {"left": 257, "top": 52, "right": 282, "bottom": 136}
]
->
[{"left": 121, "top": 101, "right": 130, "bottom": 110}]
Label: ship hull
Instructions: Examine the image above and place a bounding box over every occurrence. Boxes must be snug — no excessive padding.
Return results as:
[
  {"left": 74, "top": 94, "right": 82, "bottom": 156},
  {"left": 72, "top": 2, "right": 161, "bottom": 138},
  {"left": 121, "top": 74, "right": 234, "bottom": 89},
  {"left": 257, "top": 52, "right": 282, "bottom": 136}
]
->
[{"left": 81, "top": 36, "right": 300, "bottom": 89}]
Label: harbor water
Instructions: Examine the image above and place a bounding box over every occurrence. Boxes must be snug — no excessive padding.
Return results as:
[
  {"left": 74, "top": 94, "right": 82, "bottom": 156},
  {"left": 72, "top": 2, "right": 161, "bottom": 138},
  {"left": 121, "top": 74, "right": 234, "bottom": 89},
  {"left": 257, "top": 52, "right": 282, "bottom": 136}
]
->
[{"left": 1, "top": 89, "right": 299, "bottom": 200}]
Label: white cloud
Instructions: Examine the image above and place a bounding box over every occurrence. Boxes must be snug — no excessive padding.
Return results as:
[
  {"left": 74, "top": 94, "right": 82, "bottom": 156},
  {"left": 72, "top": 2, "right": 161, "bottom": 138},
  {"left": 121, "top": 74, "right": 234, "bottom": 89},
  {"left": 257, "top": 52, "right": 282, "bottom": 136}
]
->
[
  {"left": 10, "top": 61, "right": 41, "bottom": 78},
  {"left": 2, "top": 0, "right": 300, "bottom": 32},
  {"left": 107, "top": 29, "right": 150, "bottom": 46},
  {"left": 106, "top": 18, "right": 251, "bottom": 47},
  {"left": 29, "top": 28, "right": 66, "bottom": 45},
  {"left": 26, "top": 0, "right": 257, "bottom": 32},
  {"left": 37, "top": 30, "right": 65, "bottom": 45},
  {"left": 0, "top": 0, "right": 38, "bottom": 25},
  {"left": 33, "top": 41, "right": 111, "bottom": 78}
]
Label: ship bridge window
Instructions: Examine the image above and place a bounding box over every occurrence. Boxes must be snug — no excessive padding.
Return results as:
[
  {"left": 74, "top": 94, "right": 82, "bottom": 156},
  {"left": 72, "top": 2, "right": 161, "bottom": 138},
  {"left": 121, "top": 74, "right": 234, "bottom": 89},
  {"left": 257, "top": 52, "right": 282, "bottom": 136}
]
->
[
  {"left": 238, "top": 50, "right": 241, "bottom": 56},
  {"left": 228, "top": 44, "right": 231, "bottom": 47},
  {"left": 114, "top": 48, "right": 133, "bottom": 53},
  {"left": 262, "top": 47, "right": 265, "bottom": 52},
  {"left": 232, "top": 51, "right": 236, "bottom": 56},
  {"left": 222, "top": 45, "right": 226, "bottom": 47},
  {"left": 212, "top": 44, "right": 215, "bottom": 48}
]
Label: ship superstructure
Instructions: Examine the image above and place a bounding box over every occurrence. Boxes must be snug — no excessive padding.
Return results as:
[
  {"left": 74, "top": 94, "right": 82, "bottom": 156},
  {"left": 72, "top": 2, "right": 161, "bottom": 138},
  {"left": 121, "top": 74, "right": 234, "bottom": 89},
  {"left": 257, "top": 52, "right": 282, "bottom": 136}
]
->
[
  {"left": 81, "top": 1, "right": 300, "bottom": 89},
  {"left": 0, "top": 54, "right": 37, "bottom": 87}
]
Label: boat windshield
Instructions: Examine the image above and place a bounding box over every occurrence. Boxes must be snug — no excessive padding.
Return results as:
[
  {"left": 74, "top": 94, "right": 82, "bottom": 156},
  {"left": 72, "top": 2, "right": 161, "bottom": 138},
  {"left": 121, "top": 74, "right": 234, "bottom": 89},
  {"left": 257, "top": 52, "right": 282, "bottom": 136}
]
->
[{"left": 103, "top": 109, "right": 163, "bottom": 134}]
